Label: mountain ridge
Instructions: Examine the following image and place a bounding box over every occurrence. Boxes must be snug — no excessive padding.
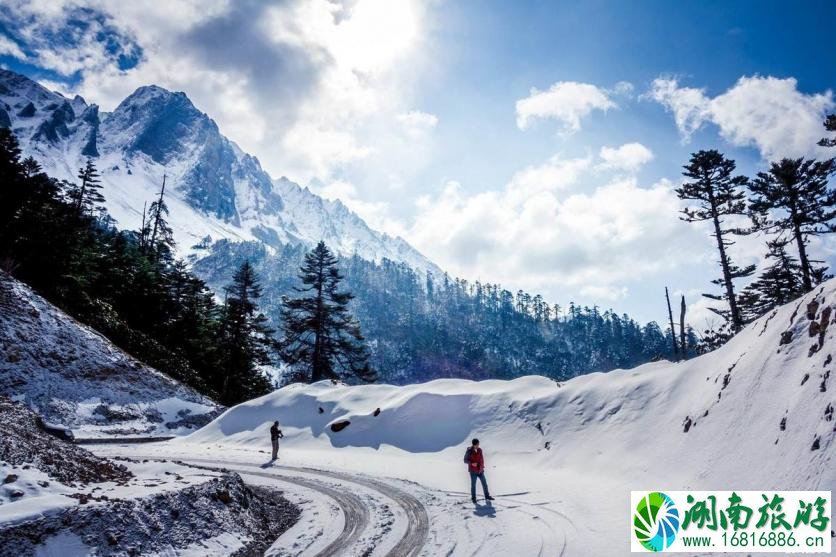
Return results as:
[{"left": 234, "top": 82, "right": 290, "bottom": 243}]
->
[{"left": 0, "top": 68, "right": 440, "bottom": 277}]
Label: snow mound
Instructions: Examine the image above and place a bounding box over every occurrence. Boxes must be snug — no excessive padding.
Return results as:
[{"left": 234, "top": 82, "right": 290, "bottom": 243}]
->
[
  {"left": 0, "top": 273, "right": 220, "bottom": 437},
  {"left": 189, "top": 280, "right": 836, "bottom": 489}
]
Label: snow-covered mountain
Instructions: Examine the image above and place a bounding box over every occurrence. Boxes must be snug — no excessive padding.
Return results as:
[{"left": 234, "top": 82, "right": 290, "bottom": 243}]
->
[
  {"left": 0, "top": 69, "right": 439, "bottom": 276},
  {"left": 0, "top": 272, "right": 220, "bottom": 437}
]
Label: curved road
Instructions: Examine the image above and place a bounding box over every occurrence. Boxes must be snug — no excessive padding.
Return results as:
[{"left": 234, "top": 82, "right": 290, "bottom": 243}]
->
[
  {"left": 219, "top": 466, "right": 369, "bottom": 557},
  {"left": 91, "top": 446, "right": 572, "bottom": 556},
  {"left": 162, "top": 456, "right": 429, "bottom": 557}
]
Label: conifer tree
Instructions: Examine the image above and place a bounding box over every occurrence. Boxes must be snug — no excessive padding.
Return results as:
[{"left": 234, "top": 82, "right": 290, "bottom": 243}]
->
[
  {"left": 820, "top": 114, "right": 836, "bottom": 148},
  {"left": 69, "top": 158, "right": 104, "bottom": 218},
  {"left": 280, "top": 241, "right": 374, "bottom": 383},
  {"left": 737, "top": 240, "right": 808, "bottom": 321},
  {"left": 0, "top": 128, "right": 25, "bottom": 239},
  {"left": 21, "top": 156, "right": 41, "bottom": 178},
  {"left": 677, "top": 150, "right": 754, "bottom": 332},
  {"left": 749, "top": 157, "right": 836, "bottom": 291},
  {"left": 217, "top": 260, "right": 274, "bottom": 404},
  {"left": 148, "top": 174, "right": 174, "bottom": 257}
]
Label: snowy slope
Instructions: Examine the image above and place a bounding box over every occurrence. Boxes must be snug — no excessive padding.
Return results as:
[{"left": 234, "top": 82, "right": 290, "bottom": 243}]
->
[
  {"left": 0, "top": 273, "right": 219, "bottom": 437},
  {"left": 189, "top": 279, "right": 835, "bottom": 486},
  {"left": 0, "top": 69, "right": 440, "bottom": 276},
  {"left": 169, "top": 279, "right": 835, "bottom": 555}
]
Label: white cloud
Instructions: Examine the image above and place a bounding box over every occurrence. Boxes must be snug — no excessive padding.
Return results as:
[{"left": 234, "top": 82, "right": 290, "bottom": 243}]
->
[
  {"left": 506, "top": 154, "right": 592, "bottom": 205},
  {"left": 598, "top": 142, "right": 654, "bottom": 173},
  {"left": 649, "top": 75, "right": 834, "bottom": 160},
  {"left": 0, "top": 35, "right": 25, "bottom": 59},
  {"left": 516, "top": 81, "right": 617, "bottom": 132},
  {"left": 612, "top": 81, "right": 634, "bottom": 97},
  {"left": 2, "top": 0, "right": 431, "bottom": 184},
  {"left": 579, "top": 285, "right": 628, "bottom": 301},
  {"left": 405, "top": 154, "right": 709, "bottom": 297},
  {"left": 397, "top": 110, "right": 438, "bottom": 130}
]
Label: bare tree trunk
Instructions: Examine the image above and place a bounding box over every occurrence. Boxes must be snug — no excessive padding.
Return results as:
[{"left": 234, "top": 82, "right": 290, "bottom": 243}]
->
[
  {"left": 149, "top": 174, "right": 166, "bottom": 249},
  {"left": 790, "top": 211, "right": 812, "bottom": 291},
  {"left": 666, "top": 287, "right": 679, "bottom": 358},
  {"left": 710, "top": 199, "right": 743, "bottom": 331},
  {"left": 139, "top": 201, "right": 148, "bottom": 252},
  {"left": 679, "top": 295, "right": 687, "bottom": 359},
  {"left": 75, "top": 179, "right": 87, "bottom": 218}
]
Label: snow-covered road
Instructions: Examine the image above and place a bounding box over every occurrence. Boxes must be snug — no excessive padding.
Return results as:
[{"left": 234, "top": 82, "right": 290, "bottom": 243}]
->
[
  {"left": 171, "top": 456, "right": 428, "bottom": 557},
  {"left": 90, "top": 445, "right": 574, "bottom": 556}
]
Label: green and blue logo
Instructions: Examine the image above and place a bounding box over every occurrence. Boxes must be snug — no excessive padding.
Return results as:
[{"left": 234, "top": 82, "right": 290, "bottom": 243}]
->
[{"left": 634, "top": 492, "right": 680, "bottom": 552}]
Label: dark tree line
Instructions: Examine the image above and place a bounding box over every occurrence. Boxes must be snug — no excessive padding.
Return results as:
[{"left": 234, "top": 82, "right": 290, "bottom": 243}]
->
[
  {"left": 194, "top": 239, "right": 693, "bottom": 385},
  {"left": 678, "top": 115, "right": 836, "bottom": 341}
]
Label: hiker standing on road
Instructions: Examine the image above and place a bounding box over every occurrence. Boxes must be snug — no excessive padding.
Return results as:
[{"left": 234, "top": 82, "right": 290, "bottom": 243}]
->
[
  {"left": 270, "top": 421, "right": 284, "bottom": 460},
  {"left": 464, "top": 438, "right": 494, "bottom": 504}
]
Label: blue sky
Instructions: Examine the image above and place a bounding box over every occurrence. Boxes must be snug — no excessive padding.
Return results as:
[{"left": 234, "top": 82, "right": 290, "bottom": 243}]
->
[{"left": 1, "top": 0, "right": 834, "bottom": 327}]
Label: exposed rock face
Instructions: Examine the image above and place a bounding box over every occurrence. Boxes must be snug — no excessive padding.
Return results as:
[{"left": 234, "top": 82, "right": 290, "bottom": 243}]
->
[
  {"left": 0, "top": 272, "right": 220, "bottom": 435},
  {"left": 0, "top": 473, "right": 300, "bottom": 556},
  {"left": 0, "top": 398, "right": 132, "bottom": 485},
  {"left": 102, "top": 85, "right": 240, "bottom": 221}
]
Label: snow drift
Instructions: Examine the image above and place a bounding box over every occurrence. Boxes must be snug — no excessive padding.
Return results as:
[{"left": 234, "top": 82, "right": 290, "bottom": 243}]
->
[
  {"left": 189, "top": 279, "right": 836, "bottom": 491},
  {"left": 0, "top": 273, "right": 220, "bottom": 437}
]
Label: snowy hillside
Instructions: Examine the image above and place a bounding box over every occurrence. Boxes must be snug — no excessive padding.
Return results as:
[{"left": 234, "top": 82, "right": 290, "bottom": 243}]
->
[
  {"left": 190, "top": 279, "right": 834, "bottom": 485},
  {"left": 0, "top": 69, "right": 439, "bottom": 276},
  {"left": 0, "top": 273, "right": 220, "bottom": 437},
  {"left": 149, "top": 277, "right": 836, "bottom": 555},
  {"left": 0, "top": 399, "right": 299, "bottom": 555}
]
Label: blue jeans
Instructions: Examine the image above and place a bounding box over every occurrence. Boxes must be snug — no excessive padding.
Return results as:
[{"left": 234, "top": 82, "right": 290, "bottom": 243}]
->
[{"left": 469, "top": 471, "right": 490, "bottom": 499}]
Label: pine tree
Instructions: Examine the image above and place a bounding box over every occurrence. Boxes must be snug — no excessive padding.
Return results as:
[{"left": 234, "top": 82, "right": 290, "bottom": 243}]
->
[
  {"left": 69, "top": 158, "right": 104, "bottom": 218},
  {"left": 217, "top": 260, "right": 274, "bottom": 404},
  {"left": 280, "top": 241, "right": 374, "bottom": 383},
  {"left": 819, "top": 114, "right": 836, "bottom": 148},
  {"left": 0, "top": 128, "right": 25, "bottom": 241},
  {"left": 147, "top": 174, "right": 175, "bottom": 257},
  {"left": 749, "top": 157, "right": 836, "bottom": 291},
  {"left": 21, "top": 156, "right": 41, "bottom": 178},
  {"left": 738, "top": 239, "right": 809, "bottom": 321},
  {"left": 677, "top": 150, "right": 754, "bottom": 332}
]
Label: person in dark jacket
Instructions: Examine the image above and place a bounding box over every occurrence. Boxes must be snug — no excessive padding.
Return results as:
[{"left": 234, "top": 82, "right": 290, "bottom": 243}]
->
[
  {"left": 464, "top": 438, "right": 494, "bottom": 504},
  {"left": 270, "top": 421, "right": 284, "bottom": 460}
]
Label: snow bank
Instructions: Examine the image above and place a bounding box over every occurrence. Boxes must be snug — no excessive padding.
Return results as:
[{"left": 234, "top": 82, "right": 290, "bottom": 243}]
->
[{"left": 188, "top": 280, "right": 836, "bottom": 490}]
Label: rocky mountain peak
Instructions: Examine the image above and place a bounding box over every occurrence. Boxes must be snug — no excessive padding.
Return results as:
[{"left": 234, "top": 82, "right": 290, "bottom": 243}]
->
[{"left": 0, "top": 69, "right": 440, "bottom": 277}]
